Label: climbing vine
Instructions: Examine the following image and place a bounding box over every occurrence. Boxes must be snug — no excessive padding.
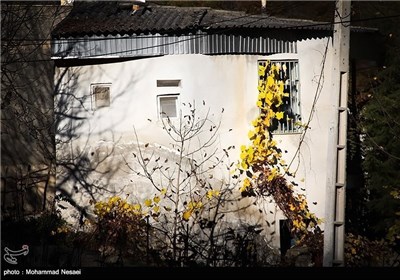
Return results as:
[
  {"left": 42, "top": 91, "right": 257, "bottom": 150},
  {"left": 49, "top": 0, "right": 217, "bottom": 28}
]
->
[{"left": 239, "top": 61, "right": 321, "bottom": 238}]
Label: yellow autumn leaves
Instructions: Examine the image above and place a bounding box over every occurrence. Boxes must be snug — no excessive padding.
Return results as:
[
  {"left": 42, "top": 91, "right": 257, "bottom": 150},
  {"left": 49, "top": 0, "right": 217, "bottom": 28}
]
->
[
  {"left": 183, "top": 189, "right": 221, "bottom": 221},
  {"left": 182, "top": 201, "right": 203, "bottom": 221},
  {"left": 257, "top": 63, "right": 287, "bottom": 111},
  {"left": 94, "top": 191, "right": 165, "bottom": 221},
  {"left": 275, "top": 111, "right": 284, "bottom": 121},
  {"left": 239, "top": 177, "right": 252, "bottom": 192},
  {"left": 94, "top": 196, "right": 142, "bottom": 219},
  {"left": 288, "top": 194, "right": 321, "bottom": 232},
  {"left": 239, "top": 62, "right": 288, "bottom": 192},
  {"left": 238, "top": 61, "right": 321, "bottom": 235},
  {"left": 141, "top": 194, "right": 163, "bottom": 216},
  {"left": 94, "top": 185, "right": 221, "bottom": 223},
  {"left": 207, "top": 189, "right": 220, "bottom": 200}
]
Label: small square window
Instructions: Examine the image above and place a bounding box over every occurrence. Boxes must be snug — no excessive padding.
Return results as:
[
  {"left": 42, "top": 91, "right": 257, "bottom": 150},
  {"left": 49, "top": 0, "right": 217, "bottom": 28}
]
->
[
  {"left": 157, "top": 80, "right": 181, "bottom": 87},
  {"left": 158, "top": 95, "right": 179, "bottom": 119},
  {"left": 91, "top": 84, "right": 111, "bottom": 109}
]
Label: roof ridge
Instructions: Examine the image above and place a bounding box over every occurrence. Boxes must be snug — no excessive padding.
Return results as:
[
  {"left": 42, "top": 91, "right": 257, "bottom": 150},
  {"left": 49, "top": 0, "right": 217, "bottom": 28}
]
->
[{"left": 52, "top": 3, "right": 377, "bottom": 38}]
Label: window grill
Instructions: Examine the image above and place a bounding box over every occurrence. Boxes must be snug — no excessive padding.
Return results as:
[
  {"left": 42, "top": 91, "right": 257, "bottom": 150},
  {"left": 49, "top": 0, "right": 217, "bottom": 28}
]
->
[{"left": 258, "top": 60, "right": 301, "bottom": 133}]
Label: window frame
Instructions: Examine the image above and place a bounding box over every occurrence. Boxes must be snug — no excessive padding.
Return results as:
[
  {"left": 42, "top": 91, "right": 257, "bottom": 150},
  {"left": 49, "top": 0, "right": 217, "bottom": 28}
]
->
[
  {"left": 156, "top": 79, "right": 181, "bottom": 87},
  {"left": 157, "top": 93, "right": 180, "bottom": 120},
  {"left": 91, "top": 83, "right": 112, "bottom": 111},
  {"left": 156, "top": 79, "right": 182, "bottom": 120},
  {"left": 258, "top": 59, "right": 302, "bottom": 134}
]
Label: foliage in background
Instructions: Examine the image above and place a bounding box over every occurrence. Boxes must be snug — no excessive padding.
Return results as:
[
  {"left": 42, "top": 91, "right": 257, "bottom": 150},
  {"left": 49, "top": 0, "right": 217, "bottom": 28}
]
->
[
  {"left": 92, "top": 196, "right": 147, "bottom": 265},
  {"left": 361, "top": 19, "right": 400, "bottom": 246},
  {"left": 345, "top": 233, "right": 399, "bottom": 267}
]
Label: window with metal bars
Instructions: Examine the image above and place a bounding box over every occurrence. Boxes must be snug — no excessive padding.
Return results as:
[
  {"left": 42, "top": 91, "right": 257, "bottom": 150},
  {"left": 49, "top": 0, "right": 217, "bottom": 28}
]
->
[{"left": 258, "top": 60, "right": 301, "bottom": 133}]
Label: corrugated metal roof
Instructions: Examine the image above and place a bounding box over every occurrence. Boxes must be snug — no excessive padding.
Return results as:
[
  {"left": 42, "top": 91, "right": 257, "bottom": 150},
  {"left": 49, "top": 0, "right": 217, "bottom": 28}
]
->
[
  {"left": 52, "top": 1, "right": 376, "bottom": 38},
  {"left": 53, "top": 2, "right": 207, "bottom": 37},
  {"left": 53, "top": 1, "right": 342, "bottom": 37},
  {"left": 51, "top": 2, "right": 377, "bottom": 59},
  {"left": 52, "top": 32, "right": 297, "bottom": 58}
]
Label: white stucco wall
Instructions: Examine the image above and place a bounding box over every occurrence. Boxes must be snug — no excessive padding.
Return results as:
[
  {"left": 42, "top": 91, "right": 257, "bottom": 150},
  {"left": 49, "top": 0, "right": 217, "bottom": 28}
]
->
[{"left": 55, "top": 36, "right": 334, "bottom": 250}]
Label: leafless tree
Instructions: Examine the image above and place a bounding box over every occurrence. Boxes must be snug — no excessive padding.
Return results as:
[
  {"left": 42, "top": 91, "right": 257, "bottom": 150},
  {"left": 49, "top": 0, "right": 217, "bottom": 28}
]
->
[{"left": 128, "top": 102, "right": 278, "bottom": 266}]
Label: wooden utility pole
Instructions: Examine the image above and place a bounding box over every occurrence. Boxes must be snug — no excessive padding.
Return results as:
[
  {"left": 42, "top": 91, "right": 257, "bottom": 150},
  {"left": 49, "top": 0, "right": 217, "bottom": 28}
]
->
[{"left": 323, "top": 0, "right": 351, "bottom": 267}]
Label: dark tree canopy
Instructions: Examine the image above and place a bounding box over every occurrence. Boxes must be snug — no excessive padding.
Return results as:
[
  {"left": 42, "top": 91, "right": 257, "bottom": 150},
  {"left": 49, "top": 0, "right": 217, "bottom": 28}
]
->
[{"left": 362, "top": 27, "right": 400, "bottom": 241}]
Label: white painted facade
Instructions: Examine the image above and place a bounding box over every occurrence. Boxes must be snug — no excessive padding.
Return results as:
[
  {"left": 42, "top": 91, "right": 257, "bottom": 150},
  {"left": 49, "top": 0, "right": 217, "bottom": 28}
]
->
[{"left": 55, "top": 36, "right": 335, "bottom": 250}]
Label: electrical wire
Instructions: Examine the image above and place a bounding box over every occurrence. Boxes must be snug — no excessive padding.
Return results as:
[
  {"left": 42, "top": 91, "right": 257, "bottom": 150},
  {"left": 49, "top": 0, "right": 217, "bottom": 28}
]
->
[{"left": 285, "top": 36, "right": 331, "bottom": 173}]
